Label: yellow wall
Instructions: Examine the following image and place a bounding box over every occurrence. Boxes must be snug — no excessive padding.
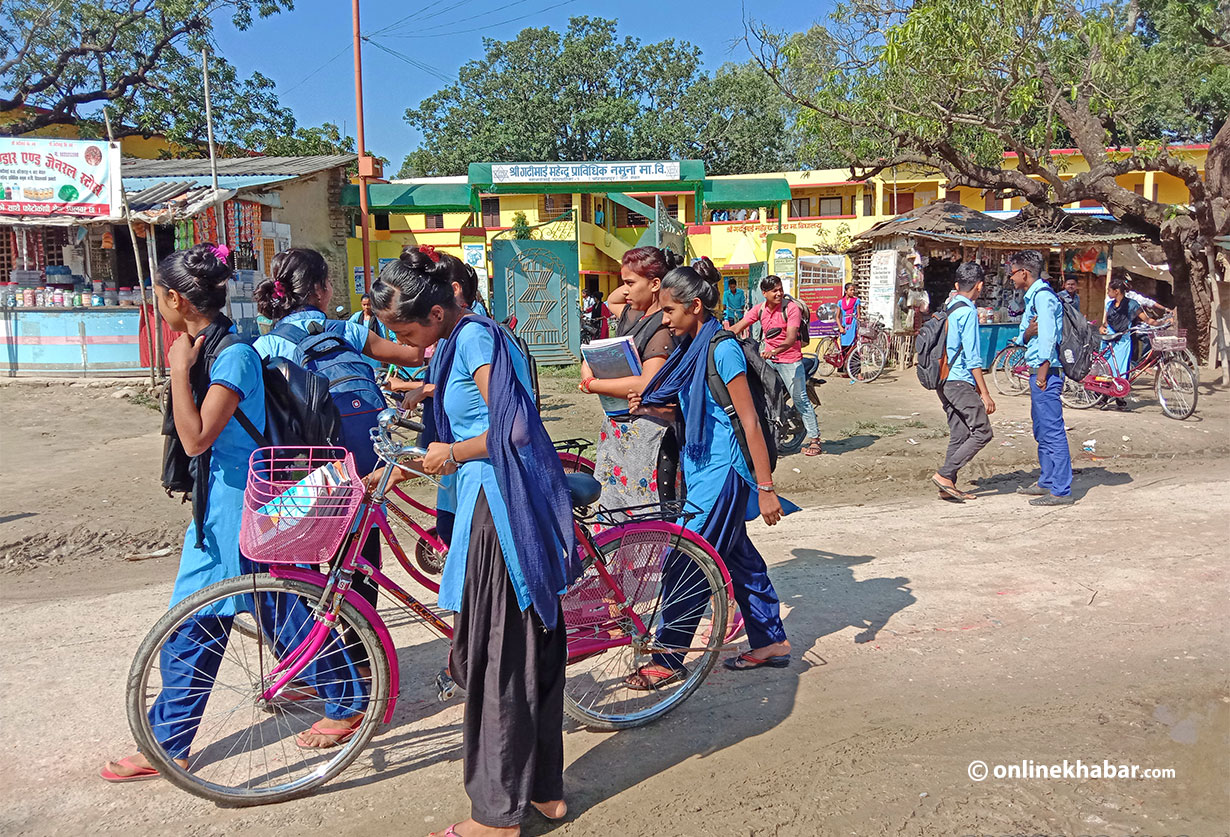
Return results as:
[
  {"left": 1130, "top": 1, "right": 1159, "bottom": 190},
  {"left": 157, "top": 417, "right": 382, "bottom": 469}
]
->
[
  {"left": 346, "top": 145, "right": 1210, "bottom": 307},
  {"left": 0, "top": 107, "right": 195, "bottom": 158}
]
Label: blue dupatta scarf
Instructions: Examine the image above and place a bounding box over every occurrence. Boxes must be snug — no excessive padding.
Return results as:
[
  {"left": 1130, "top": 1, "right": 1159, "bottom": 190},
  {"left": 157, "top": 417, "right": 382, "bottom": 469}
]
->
[
  {"left": 422, "top": 316, "right": 579, "bottom": 629},
  {"left": 639, "top": 317, "right": 723, "bottom": 460}
]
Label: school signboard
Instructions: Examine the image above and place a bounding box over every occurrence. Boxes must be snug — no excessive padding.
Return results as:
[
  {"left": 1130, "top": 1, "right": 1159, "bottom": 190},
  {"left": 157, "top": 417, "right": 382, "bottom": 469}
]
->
[
  {"left": 492, "top": 161, "right": 681, "bottom": 184},
  {"left": 868, "top": 249, "right": 898, "bottom": 325},
  {"left": 0, "top": 137, "right": 123, "bottom": 218}
]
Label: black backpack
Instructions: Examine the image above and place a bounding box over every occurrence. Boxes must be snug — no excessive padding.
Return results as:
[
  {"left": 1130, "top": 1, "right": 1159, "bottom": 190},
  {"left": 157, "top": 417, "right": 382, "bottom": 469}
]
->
[
  {"left": 234, "top": 354, "right": 343, "bottom": 450},
  {"left": 1044, "top": 286, "right": 1097, "bottom": 381},
  {"left": 705, "top": 331, "right": 790, "bottom": 473},
  {"left": 915, "top": 300, "right": 959, "bottom": 390}
]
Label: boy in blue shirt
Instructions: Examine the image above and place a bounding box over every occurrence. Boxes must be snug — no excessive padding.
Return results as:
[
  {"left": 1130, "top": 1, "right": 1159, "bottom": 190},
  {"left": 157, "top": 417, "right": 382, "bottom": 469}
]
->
[
  {"left": 931, "top": 262, "right": 995, "bottom": 501},
  {"left": 1012, "top": 250, "right": 1074, "bottom": 505}
]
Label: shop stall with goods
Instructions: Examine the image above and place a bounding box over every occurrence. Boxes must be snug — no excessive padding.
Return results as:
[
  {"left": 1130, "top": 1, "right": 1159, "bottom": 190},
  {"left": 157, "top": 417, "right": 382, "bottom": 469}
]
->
[
  {"left": 850, "top": 201, "right": 1144, "bottom": 368},
  {"left": 2, "top": 144, "right": 355, "bottom": 377}
]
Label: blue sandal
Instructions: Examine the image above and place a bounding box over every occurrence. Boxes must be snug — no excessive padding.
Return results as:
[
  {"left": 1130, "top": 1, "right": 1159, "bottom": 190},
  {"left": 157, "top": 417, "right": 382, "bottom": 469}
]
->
[{"left": 724, "top": 652, "right": 791, "bottom": 671}]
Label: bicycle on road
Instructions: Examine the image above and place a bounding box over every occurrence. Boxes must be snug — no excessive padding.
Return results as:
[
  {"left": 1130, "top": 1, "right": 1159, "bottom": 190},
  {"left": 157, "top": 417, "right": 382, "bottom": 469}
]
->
[
  {"left": 808, "top": 313, "right": 890, "bottom": 383},
  {"left": 125, "top": 410, "right": 736, "bottom": 805},
  {"left": 1060, "top": 321, "right": 1198, "bottom": 419}
]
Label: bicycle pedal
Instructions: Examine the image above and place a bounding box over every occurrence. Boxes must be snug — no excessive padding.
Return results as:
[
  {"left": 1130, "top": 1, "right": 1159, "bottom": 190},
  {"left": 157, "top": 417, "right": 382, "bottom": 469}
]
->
[{"left": 435, "top": 670, "right": 461, "bottom": 702}]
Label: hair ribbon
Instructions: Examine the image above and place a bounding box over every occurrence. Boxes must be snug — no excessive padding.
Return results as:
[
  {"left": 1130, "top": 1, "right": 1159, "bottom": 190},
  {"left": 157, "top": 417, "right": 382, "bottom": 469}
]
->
[
  {"left": 419, "top": 245, "right": 440, "bottom": 263},
  {"left": 211, "top": 243, "right": 230, "bottom": 262}
]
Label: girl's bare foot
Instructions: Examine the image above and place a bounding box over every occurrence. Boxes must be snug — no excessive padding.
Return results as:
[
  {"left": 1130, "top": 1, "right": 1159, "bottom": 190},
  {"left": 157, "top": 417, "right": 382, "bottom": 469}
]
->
[{"left": 532, "top": 799, "right": 567, "bottom": 820}]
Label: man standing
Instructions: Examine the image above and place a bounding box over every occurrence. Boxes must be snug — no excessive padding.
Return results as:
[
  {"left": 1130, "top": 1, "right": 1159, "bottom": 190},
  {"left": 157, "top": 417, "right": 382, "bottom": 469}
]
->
[
  {"left": 1011, "top": 251, "right": 1074, "bottom": 506},
  {"left": 723, "top": 277, "right": 746, "bottom": 328},
  {"left": 1058, "top": 276, "right": 1081, "bottom": 312},
  {"left": 732, "top": 275, "right": 823, "bottom": 457},
  {"left": 931, "top": 262, "right": 995, "bottom": 501}
]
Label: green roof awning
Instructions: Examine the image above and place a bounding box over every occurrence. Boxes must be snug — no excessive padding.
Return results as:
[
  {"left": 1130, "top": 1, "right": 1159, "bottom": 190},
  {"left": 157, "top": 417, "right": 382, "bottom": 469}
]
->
[
  {"left": 340, "top": 183, "right": 475, "bottom": 213},
  {"left": 703, "top": 178, "right": 791, "bottom": 209},
  {"left": 468, "top": 160, "right": 706, "bottom": 194}
]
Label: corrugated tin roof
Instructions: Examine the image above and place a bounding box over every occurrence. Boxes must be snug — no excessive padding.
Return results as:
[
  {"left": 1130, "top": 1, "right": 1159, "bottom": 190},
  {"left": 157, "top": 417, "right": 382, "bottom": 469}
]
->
[
  {"left": 123, "top": 174, "right": 289, "bottom": 194},
  {"left": 125, "top": 180, "right": 201, "bottom": 208},
  {"left": 857, "top": 201, "right": 1145, "bottom": 248},
  {"left": 121, "top": 154, "right": 356, "bottom": 178}
]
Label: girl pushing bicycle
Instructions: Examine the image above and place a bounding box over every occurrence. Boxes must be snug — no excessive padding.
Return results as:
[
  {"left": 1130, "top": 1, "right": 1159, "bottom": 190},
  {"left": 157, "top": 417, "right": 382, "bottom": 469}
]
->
[
  {"left": 629, "top": 265, "right": 795, "bottom": 685},
  {"left": 368, "top": 248, "right": 580, "bottom": 837}
]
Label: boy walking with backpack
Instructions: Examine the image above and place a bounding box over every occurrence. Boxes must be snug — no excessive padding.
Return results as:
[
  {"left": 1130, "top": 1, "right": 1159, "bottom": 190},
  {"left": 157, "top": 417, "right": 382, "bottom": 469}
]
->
[
  {"left": 732, "top": 275, "right": 822, "bottom": 456},
  {"left": 930, "top": 262, "right": 996, "bottom": 501},
  {"left": 1010, "top": 250, "right": 1074, "bottom": 506}
]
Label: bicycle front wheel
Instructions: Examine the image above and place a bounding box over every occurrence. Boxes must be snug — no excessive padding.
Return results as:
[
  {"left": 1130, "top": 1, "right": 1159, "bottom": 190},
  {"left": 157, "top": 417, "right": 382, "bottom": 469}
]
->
[
  {"left": 992, "top": 346, "right": 1028, "bottom": 396},
  {"left": 1155, "top": 358, "right": 1197, "bottom": 420},
  {"left": 846, "top": 338, "right": 887, "bottom": 382},
  {"left": 814, "top": 337, "right": 841, "bottom": 376},
  {"left": 127, "top": 574, "right": 389, "bottom": 806},
  {"left": 562, "top": 526, "right": 728, "bottom": 731},
  {"left": 1060, "top": 354, "right": 1110, "bottom": 410}
]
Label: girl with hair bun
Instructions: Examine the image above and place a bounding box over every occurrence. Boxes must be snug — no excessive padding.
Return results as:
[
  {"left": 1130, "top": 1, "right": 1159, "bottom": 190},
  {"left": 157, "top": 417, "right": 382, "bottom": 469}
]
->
[
  {"left": 102, "top": 243, "right": 269, "bottom": 781},
  {"left": 581, "top": 245, "right": 683, "bottom": 513},
  {"left": 627, "top": 265, "right": 794, "bottom": 687},
  {"left": 368, "top": 246, "right": 578, "bottom": 837}
]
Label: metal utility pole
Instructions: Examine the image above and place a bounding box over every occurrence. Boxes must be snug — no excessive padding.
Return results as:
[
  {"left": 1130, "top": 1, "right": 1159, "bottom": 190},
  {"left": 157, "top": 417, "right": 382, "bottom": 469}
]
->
[
  {"left": 353, "top": 0, "right": 373, "bottom": 294},
  {"left": 202, "top": 48, "right": 228, "bottom": 253}
]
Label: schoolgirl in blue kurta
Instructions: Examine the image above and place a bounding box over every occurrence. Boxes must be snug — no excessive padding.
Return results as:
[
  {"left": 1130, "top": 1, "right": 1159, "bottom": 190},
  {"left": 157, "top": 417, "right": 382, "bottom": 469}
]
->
[
  {"left": 837, "top": 282, "right": 861, "bottom": 348},
  {"left": 633, "top": 265, "right": 796, "bottom": 685},
  {"left": 370, "top": 247, "right": 578, "bottom": 837}
]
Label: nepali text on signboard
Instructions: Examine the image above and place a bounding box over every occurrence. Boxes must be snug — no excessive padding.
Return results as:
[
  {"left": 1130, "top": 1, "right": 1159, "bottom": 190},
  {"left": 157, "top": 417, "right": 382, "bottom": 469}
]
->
[
  {"left": 491, "top": 161, "right": 682, "bottom": 184},
  {"left": 867, "top": 249, "right": 898, "bottom": 326},
  {"left": 0, "top": 137, "right": 123, "bottom": 218}
]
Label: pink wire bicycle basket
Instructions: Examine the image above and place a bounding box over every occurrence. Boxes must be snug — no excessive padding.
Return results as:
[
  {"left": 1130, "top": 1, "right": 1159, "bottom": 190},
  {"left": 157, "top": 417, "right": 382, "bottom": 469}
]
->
[{"left": 240, "top": 447, "right": 364, "bottom": 565}]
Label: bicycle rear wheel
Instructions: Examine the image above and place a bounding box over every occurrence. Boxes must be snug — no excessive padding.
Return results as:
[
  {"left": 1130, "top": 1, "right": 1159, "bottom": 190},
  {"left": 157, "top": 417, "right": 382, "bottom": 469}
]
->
[
  {"left": 562, "top": 526, "right": 728, "bottom": 731},
  {"left": 1155, "top": 358, "right": 1197, "bottom": 420},
  {"left": 127, "top": 574, "right": 389, "bottom": 806},
  {"left": 846, "top": 338, "right": 887, "bottom": 382},
  {"left": 1060, "top": 355, "right": 1110, "bottom": 410},
  {"left": 992, "top": 346, "right": 1028, "bottom": 396}
]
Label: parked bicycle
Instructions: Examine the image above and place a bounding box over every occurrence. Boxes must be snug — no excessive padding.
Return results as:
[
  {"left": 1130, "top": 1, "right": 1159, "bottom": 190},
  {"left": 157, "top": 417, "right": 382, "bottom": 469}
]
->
[
  {"left": 808, "top": 313, "right": 890, "bottom": 383},
  {"left": 125, "top": 410, "right": 735, "bottom": 805},
  {"left": 1060, "top": 321, "right": 1198, "bottom": 419},
  {"left": 990, "top": 342, "right": 1030, "bottom": 396}
]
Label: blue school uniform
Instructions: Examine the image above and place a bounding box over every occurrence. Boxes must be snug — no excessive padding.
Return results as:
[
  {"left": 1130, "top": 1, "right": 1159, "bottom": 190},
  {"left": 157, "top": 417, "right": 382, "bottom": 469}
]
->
[
  {"left": 1102, "top": 297, "right": 1142, "bottom": 375},
  {"left": 435, "top": 319, "right": 544, "bottom": 614},
  {"left": 255, "top": 307, "right": 371, "bottom": 364},
  {"left": 657, "top": 338, "right": 793, "bottom": 664},
  {"left": 169, "top": 341, "right": 265, "bottom": 607}
]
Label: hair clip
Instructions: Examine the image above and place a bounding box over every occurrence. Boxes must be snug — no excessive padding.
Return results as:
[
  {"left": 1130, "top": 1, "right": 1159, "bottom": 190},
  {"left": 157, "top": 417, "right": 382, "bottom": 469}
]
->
[
  {"left": 272, "top": 279, "right": 286, "bottom": 300},
  {"left": 419, "top": 245, "right": 440, "bottom": 263},
  {"left": 211, "top": 243, "right": 230, "bottom": 262}
]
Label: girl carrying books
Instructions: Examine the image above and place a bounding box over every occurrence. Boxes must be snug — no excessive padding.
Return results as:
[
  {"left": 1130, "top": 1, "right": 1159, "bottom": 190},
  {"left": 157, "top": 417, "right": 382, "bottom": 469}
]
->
[
  {"left": 581, "top": 246, "right": 681, "bottom": 513},
  {"left": 628, "top": 265, "right": 794, "bottom": 688},
  {"left": 368, "top": 248, "right": 579, "bottom": 837}
]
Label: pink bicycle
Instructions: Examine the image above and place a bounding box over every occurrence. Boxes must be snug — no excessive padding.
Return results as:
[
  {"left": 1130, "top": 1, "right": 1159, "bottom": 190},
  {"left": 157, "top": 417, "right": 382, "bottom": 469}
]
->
[{"left": 125, "top": 411, "right": 735, "bottom": 805}]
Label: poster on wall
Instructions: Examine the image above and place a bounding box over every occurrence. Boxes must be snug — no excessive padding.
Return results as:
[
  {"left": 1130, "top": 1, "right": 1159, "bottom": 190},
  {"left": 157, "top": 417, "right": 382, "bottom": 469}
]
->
[
  {"left": 797, "top": 255, "right": 846, "bottom": 315},
  {"left": 867, "top": 249, "right": 898, "bottom": 325},
  {"left": 462, "top": 242, "right": 488, "bottom": 280},
  {"left": 353, "top": 266, "right": 367, "bottom": 297},
  {"left": 0, "top": 137, "right": 123, "bottom": 217}
]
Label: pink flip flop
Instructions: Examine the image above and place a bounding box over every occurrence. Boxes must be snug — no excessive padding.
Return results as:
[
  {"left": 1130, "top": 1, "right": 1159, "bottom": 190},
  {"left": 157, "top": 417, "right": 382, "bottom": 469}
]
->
[
  {"left": 428, "top": 826, "right": 463, "bottom": 837},
  {"left": 295, "top": 719, "right": 359, "bottom": 749},
  {"left": 100, "top": 756, "right": 160, "bottom": 783}
]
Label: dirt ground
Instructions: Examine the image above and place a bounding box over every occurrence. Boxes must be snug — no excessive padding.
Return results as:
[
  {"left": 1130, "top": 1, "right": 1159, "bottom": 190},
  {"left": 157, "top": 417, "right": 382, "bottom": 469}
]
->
[{"left": 1, "top": 368, "right": 1227, "bottom": 836}]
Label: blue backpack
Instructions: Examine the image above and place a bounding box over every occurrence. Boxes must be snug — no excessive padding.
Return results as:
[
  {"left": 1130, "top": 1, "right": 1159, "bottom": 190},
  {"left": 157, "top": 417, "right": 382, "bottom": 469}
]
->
[{"left": 270, "top": 320, "right": 385, "bottom": 473}]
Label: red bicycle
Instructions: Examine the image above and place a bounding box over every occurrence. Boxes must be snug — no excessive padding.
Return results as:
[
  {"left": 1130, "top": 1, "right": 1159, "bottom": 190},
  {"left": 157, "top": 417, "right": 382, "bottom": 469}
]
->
[
  {"left": 1060, "top": 321, "right": 1198, "bottom": 419},
  {"left": 124, "top": 411, "right": 737, "bottom": 805},
  {"left": 807, "top": 313, "right": 890, "bottom": 383}
]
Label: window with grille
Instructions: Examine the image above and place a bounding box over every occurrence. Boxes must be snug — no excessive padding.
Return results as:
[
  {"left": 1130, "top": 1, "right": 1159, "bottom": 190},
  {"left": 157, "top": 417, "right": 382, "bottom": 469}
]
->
[
  {"left": 817, "top": 197, "right": 843, "bottom": 217},
  {"left": 790, "top": 197, "right": 811, "bottom": 218},
  {"left": 42, "top": 227, "right": 68, "bottom": 266},
  {"left": 617, "top": 204, "right": 649, "bottom": 226},
  {"left": 374, "top": 213, "right": 390, "bottom": 231},
  {"left": 481, "top": 197, "right": 500, "bottom": 228},
  {"left": 424, "top": 213, "right": 445, "bottom": 230},
  {"left": 0, "top": 228, "right": 14, "bottom": 275},
  {"left": 984, "top": 191, "right": 1002, "bottom": 211},
  {"left": 580, "top": 196, "right": 591, "bottom": 223},
  {"left": 663, "top": 198, "right": 679, "bottom": 219},
  {"left": 538, "top": 193, "right": 573, "bottom": 221},
  {"left": 863, "top": 193, "right": 874, "bottom": 216}
]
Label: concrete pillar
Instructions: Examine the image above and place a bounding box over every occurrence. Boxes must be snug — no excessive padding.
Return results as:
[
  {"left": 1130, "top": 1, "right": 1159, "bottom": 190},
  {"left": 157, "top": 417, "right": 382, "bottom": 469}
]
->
[{"left": 874, "top": 179, "right": 885, "bottom": 217}]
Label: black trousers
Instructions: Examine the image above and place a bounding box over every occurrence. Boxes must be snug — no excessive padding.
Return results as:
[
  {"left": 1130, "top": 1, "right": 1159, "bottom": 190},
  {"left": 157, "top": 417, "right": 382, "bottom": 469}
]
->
[
  {"left": 937, "top": 380, "right": 993, "bottom": 481},
  {"left": 449, "top": 491, "right": 567, "bottom": 828}
]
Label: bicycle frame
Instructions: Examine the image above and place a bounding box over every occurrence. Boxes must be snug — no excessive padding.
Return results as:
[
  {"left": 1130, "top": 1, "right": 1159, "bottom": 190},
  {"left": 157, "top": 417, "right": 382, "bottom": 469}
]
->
[
  {"left": 1083, "top": 336, "right": 1170, "bottom": 398},
  {"left": 261, "top": 487, "right": 736, "bottom": 725}
]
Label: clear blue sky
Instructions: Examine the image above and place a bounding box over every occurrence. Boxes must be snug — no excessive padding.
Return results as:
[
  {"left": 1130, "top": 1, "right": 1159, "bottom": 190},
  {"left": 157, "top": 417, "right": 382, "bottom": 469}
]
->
[{"left": 213, "top": 0, "right": 832, "bottom": 167}]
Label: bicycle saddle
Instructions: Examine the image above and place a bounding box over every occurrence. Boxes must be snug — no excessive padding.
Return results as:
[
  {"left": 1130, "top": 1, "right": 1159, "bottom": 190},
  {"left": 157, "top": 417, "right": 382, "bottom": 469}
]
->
[{"left": 566, "top": 473, "right": 602, "bottom": 507}]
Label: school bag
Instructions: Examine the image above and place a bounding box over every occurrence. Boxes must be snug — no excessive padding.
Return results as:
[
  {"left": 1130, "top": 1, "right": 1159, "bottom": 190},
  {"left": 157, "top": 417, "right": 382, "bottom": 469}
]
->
[
  {"left": 269, "top": 320, "right": 384, "bottom": 471},
  {"left": 1044, "top": 286, "right": 1096, "bottom": 381},
  {"left": 755, "top": 296, "right": 812, "bottom": 348},
  {"left": 914, "top": 301, "right": 956, "bottom": 390},
  {"left": 705, "top": 331, "right": 791, "bottom": 473}
]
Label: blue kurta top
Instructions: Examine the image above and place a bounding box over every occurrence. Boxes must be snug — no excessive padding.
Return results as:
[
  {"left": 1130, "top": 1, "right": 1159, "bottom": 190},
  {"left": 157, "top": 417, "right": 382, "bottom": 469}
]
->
[
  {"left": 170, "top": 340, "right": 266, "bottom": 607},
  {"left": 1102, "top": 297, "right": 1143, "bottom": 374},
  {"left": 1019, "top": 280, "right": 1063, "bottom": 369},
  {"left": 435, "top": 319, "right": 542, "bottom": 613},
  {"left": 676, "top": 339, "right": 756, "bottom": 531}
]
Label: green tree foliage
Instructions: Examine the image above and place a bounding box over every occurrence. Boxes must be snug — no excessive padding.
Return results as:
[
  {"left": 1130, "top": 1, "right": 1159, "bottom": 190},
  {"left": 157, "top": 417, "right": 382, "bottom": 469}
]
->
[
  {"left": 399, "top": 17, "right": 807, "bottom": 178},
  {"left": 0, "top": 0, "right": 297, "bottom": 154},
  {"left": 748, "top": 0, "right": 1229, "bottom": 355}
]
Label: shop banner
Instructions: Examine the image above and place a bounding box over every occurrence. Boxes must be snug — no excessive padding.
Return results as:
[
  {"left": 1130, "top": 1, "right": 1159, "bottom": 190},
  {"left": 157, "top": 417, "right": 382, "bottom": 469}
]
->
[
  {"left": 868, "top": 249, "right": 898, "bottom": 325},
  {"left": 492, "top": 161, "right": 681, "bottom": 184},
  {"left": 798, "top": 255, "right": 846, "bottom": 313},
  {"left": 0, "top": 137, "right": 123, "bottom": 218}
]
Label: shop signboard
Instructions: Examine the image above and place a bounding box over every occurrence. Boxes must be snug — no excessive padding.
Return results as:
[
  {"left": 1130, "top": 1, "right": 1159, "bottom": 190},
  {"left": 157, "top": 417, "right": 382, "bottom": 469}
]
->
[
  {"left": 492, "top": 161, "right": 681, "bottom": 184},
  {"left": 868, "top": 249, "right": 898, "bottom": 325},
  {"left": 0, "top": 137, "right": 123, "bottom": 218}
]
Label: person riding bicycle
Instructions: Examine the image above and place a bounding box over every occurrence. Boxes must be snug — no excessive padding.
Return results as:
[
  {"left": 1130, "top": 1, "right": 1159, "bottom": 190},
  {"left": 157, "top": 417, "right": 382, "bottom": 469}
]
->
[
  {"left": 369, "top": 248, "right": 579, "bottom": 837},
  {"left": 1101, "top": 276, "right": 1159, "bottom": 410},
  {"left": 731, "top": 275, "right": 822, "bottom": 456}
]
